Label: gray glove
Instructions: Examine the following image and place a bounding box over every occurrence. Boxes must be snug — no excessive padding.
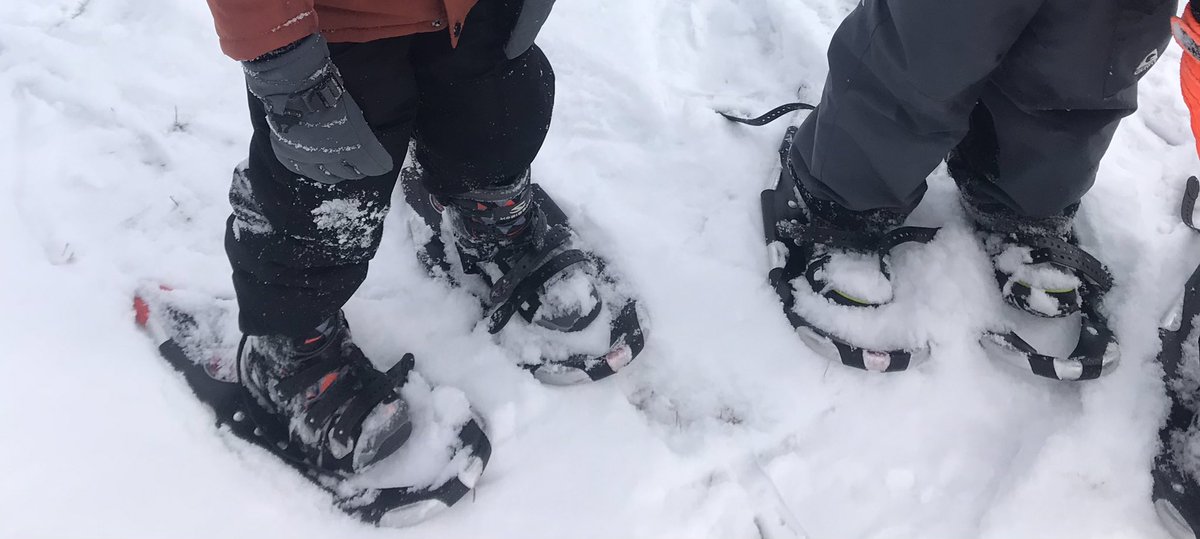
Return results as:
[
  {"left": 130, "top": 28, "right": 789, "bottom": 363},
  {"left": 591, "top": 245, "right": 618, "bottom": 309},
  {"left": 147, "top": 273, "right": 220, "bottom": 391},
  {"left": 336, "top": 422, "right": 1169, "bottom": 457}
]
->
[{"left": 243, "top": 34, "right": 393, "bottom": 183}]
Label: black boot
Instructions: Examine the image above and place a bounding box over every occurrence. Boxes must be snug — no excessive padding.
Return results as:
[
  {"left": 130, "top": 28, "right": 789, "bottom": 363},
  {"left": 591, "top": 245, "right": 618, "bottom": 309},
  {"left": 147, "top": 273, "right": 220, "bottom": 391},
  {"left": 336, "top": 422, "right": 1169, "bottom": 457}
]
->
[
  {"left": 403, "top": 164, "right": 647, "bottom": 385},
  {"left": 238, "top": 312, "right": 412, "bottom": 475},
  {"left": 436, "top": 169, "right": 603, "bottom": 333}
]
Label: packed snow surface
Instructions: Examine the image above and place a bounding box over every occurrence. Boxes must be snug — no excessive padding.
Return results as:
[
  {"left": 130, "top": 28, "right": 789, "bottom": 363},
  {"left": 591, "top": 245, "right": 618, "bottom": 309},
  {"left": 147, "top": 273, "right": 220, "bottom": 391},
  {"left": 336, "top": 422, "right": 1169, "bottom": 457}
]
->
[{"left": 4, "top": 0, "right": 1200, "bottom": 537}]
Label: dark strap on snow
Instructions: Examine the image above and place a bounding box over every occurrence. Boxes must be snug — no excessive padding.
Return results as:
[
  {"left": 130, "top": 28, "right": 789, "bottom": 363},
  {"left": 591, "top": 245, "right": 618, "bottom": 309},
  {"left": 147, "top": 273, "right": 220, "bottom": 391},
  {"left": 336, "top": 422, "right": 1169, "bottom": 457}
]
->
[
  {"left": 488, "top": 248, "right": 592, "bottom": 334},
  {"left": 719, "top": 102, "right": 815, "bottom": 126},
  {"left": 779, "top": 221, "right": 879, "bottom": 251},
  {"left": 781, "top": 222, "right": 939, "bottom": 254},
  {"left": 1183, "top": 175, "right": 1200, "bottom": 231},
  {"left": 487, "top": 226, "right": 572, "bottom": 306},
  {"left": 1014, "top": 233, "right": 1114, "bottom": 291},
  {"left": 879, "top": 226, "right": 940, "bottom": 251}
]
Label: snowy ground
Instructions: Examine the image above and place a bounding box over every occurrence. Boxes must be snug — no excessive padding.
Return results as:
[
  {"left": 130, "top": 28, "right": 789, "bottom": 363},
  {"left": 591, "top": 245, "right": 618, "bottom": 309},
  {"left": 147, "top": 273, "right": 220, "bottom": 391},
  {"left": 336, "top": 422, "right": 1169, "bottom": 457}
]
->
[{"left": 4, "top": 0, "right": 1200, "bottom": 537}]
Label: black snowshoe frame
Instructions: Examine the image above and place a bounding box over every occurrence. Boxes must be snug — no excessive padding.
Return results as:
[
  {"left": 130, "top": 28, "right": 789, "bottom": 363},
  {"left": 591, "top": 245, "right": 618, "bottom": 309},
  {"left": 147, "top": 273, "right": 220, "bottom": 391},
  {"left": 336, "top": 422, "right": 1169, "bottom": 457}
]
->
[
  {"left": 133, "top": 290, "right": 491, "bottom": 526},
  {"left": 727, "top": 103, "right": 1119, "bottom": 380},
  {"left": 1153, "top": 176, "right": 1200, "bottom": 539},
  {"left": 401, "top": 166, "right": 645, "bottom": 386}
]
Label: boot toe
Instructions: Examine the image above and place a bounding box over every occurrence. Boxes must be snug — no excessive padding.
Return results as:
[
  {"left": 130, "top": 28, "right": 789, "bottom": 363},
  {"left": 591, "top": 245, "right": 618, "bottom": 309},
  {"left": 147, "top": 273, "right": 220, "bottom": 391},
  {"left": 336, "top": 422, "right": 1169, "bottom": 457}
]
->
[{"left": 352, "top": 397, "right": 413, "bottom": 471}]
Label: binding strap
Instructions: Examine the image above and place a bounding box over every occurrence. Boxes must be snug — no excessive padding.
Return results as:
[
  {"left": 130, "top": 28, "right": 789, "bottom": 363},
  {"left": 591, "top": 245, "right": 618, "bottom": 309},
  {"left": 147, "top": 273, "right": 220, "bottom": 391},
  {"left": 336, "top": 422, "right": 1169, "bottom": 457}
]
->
[
  {"left": 981, "top": 235, "right": 1118, "bottom": 381},
  {"left": 1183, "top": 175, "right": 1200, "bottom": 231},
  {"left": 1013, "top": 233, "right": 1114, "bottom": 291},
  {"left": 487, "top": 226, "right": 571, "bottom": 307},
  {"left": 488, "top": 248, "right": 594, "bottom": 334},
  {"left": 719, "top": 102, "right": 816, "bottom": 126}
]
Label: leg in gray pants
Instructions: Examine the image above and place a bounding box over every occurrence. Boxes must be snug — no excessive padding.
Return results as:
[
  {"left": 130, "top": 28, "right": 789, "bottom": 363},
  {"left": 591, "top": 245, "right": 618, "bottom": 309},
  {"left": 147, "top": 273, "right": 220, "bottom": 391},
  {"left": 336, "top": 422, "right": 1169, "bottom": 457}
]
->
[{"left": 789, "top": 0, "right": 1174, "bottom": 225}]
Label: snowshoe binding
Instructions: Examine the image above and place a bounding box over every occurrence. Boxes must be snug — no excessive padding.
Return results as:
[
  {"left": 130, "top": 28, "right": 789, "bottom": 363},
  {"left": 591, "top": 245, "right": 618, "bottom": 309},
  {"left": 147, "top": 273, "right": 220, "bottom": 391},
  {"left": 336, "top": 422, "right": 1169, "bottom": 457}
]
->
[
  {"left": 401, "top": 161, "right": 646, "bottom": 385},
  {"left": 133, "top": 285, "right": 491, "bottom": 527},
  {"left": 237, "top": 311, "right": 414, "bottom": 475},
  {"left": 1153, "top": 176, "right": 1200, "bottom": 539},
  {"left": 762, "top": 126, "right": 938, "bottom": 372},
  {"left": 956, "top": 182, "right": 1119, "bottom": 381}
]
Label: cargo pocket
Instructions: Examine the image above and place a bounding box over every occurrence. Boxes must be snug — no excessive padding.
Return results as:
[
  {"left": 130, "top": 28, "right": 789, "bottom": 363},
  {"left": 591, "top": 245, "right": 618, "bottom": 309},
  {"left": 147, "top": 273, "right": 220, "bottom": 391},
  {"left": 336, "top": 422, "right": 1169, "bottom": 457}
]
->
[{"left": 1102, "top": 0, "right": 1173, "bottom": 98}]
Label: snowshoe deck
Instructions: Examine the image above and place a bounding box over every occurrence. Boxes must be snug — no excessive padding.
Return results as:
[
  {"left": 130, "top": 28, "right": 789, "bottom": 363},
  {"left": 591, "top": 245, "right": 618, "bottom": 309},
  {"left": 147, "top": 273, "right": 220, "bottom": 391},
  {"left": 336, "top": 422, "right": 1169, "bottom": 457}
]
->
[
  {"left": 401, "top": 164, "right": 646, "bottom": 385},
  {"left": 132, "top": 286, "right": 491, "bottom": 527}
]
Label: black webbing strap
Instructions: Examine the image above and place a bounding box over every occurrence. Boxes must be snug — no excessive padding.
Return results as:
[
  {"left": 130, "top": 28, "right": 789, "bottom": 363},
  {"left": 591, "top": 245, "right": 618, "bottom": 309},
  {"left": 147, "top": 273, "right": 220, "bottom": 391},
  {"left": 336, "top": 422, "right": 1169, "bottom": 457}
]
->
[
  {"left": 781, "top": 223, "right": 939, "bottom": 254},
  {"left": 719, "top": 102, "right": 816, "bottom": 126},
  {"left": 1018, "top": 234, "right": 1114, "bottom": 291},
  {"left": 1183, "top": 175, "right": 1200, "bottom": 231},
  {"left": 488, "top": 227, "right": 571, "bottom": 306},
  {"left": 878, "top": 226, "right": 940, "bottom": 252},
  {"left": 779, "top": 221, "right": 878, "bottom": 251},
  {"left": 488, "top": 249, "right": 593, "bottom": 334}
]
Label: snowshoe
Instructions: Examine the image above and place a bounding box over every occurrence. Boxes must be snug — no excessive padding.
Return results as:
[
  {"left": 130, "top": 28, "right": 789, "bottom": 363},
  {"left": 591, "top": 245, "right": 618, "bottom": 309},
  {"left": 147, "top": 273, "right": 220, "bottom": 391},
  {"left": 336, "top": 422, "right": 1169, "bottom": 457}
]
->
[
  {"left": 401, "top": 162, "right": 646, "bottom": 385},
  {"left": 975, "top": 229, "right": 1119, "bottom": 381},
  {"left": 945, "top": 112, "right": 1119, "bottom": 381},
  {"left": 133, "top": 285, "right": 490, "bottom": 527},
  {"left": 1153, "top": 176, "right": 1200, "bottom": 539},
  {"left": 761, "top": 126, "right": 938, "bottom": 372}
]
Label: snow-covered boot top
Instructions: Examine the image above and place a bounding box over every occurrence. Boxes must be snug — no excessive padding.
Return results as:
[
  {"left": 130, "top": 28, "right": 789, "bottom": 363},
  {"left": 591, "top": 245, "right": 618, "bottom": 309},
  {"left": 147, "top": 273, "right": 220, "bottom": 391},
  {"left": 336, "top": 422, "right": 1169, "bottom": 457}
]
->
[{"left": 238, "top": 312, "right": 412, "bottom": 475}]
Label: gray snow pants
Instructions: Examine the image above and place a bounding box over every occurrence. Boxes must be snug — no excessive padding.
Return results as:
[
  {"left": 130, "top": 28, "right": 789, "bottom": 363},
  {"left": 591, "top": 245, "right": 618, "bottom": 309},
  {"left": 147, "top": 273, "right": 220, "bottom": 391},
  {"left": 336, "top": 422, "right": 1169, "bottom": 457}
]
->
[{"left": 789, "top": 0, "right": 1174, "bottom": 221}]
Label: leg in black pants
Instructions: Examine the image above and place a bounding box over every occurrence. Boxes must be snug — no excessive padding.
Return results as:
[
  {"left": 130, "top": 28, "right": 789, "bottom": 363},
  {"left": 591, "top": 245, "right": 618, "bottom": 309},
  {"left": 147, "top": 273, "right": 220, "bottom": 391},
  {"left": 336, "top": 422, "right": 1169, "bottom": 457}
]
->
[{"left": 226, "top": 0, "right": 555, "bottom": 337}]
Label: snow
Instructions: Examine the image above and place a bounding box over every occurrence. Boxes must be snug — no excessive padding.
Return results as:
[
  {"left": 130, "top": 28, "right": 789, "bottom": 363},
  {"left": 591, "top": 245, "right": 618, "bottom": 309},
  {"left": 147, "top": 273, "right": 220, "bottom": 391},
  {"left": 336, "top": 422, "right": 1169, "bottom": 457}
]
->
[
  {"left": 2, "top": 0, "right": 1200, "bottom": 538},
  {"left": 811, "top": 249, "right": 894, "bottom": 305},
  {"left": 311, "top": 196, "right": 387, "bottom": 251}
]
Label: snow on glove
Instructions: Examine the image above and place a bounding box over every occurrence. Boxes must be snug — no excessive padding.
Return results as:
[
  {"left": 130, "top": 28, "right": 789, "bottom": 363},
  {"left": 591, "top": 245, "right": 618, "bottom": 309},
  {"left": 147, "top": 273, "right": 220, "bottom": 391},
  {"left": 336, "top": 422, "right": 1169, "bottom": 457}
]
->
[
  {"left": 1175, "top": 3, "right": 1200, "bottom": 158},
  {"left": 243, "top": 34, "right": 393, "bottom": 184}
]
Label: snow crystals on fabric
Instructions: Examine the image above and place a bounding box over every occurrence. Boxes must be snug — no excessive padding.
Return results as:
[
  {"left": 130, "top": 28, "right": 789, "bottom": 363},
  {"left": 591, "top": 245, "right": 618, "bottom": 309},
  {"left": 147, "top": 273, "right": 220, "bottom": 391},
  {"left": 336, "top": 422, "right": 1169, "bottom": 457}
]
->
[
  {"left": 310, "top": 197, "right": 387, "bottom": 252},
  {"left": 229, "top": 160, "right": 274, "bottom": 241}
]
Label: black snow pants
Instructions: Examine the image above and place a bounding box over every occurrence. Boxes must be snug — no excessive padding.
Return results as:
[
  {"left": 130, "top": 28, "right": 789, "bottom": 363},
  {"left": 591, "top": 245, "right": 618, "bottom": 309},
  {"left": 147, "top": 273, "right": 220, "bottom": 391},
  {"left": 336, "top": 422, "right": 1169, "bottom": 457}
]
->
[
  {"left": 789, "top": 0, "right": 1174, "bottom": 223},
  {"left": 226, "top": 0, "right": 555, "bottom": 336}
]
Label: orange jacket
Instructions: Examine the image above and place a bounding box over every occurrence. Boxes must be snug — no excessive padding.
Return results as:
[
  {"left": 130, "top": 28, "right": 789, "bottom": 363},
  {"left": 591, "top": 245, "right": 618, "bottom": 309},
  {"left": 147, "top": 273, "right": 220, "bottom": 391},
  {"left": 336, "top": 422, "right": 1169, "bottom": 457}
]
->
[{"left": 205, "top": 0, "right": 479, "bottom": 60}]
